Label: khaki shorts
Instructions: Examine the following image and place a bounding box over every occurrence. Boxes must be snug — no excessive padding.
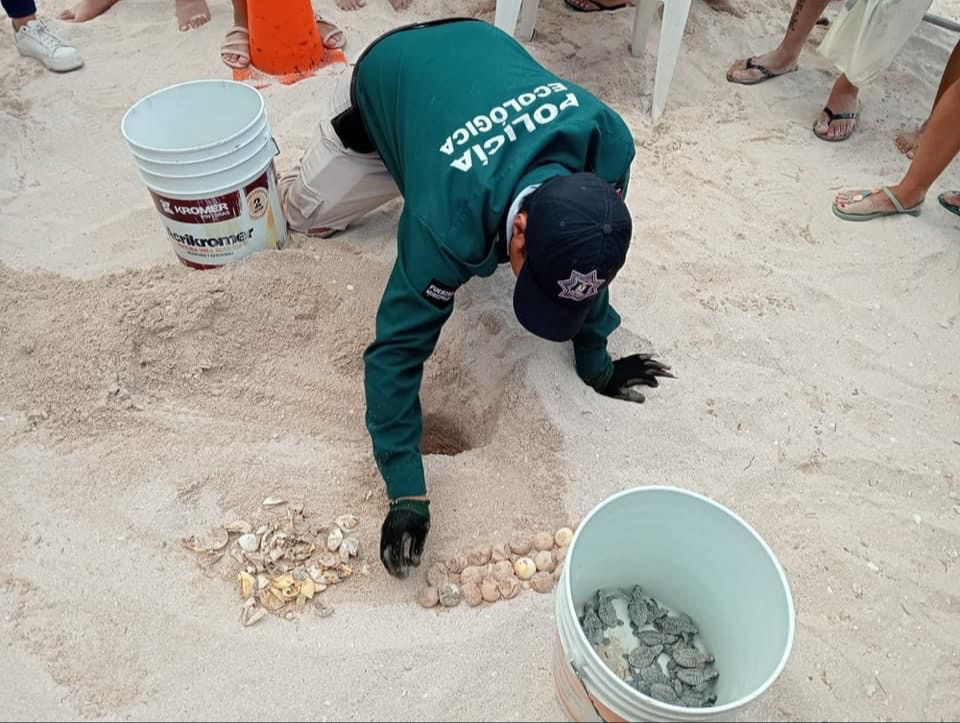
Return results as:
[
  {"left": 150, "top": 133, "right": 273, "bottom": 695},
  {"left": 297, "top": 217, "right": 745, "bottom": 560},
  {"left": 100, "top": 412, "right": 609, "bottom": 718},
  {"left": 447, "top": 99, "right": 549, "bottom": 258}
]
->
[{"left": 281, "top": 74, "right": 400, "bottom": 234}]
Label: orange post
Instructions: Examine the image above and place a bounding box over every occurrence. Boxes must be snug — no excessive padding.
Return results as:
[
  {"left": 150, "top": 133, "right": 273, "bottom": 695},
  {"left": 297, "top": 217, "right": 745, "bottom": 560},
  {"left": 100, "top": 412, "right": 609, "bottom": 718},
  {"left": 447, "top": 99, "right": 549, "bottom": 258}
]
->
[{"left": 237, "top": 0, "right": 344, "bottom": 86}]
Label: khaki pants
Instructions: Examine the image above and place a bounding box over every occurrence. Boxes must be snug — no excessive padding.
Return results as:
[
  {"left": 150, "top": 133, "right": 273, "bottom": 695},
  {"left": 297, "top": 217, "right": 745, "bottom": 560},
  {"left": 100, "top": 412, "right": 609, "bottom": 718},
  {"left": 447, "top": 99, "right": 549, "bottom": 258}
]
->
[{"left": 282, "top": 75, "right": 400, "bottom": 234}]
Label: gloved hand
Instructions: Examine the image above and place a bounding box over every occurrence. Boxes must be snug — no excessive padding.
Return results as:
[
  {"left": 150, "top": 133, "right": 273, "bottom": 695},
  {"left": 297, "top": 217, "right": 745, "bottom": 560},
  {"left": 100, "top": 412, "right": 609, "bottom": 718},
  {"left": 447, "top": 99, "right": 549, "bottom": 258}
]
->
[
  {"left": 380, "top": 498, "right": 431, "bottom": 579},
  {"left": 600, "top": 353, "right": 675, "bottom": 403}
]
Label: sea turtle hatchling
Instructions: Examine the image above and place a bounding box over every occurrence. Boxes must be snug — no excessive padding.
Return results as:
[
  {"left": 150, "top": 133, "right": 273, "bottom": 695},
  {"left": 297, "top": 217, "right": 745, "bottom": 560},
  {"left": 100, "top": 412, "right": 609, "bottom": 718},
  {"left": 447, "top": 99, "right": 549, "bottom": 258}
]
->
[
  {"left": 581, "top": 603, "right": 606, "bottom": 646},
  {"left": 627, "top": 597, "right": 650, "bottom": 628},
  {"left": 637, "top": 663, "right": 671, "bottom": 686},
  {"left": 676, "top": 667, "right": 719, "bottom": 687},
  {"left": 648, "top": 682, "right": 682, "bottom": 706},
  {"left": 637, "top": 630, "right": 678, "bottom": 647},
  {"left": 596, "top": 590, "right": 622, "bottom": 628},
  {"left": 680, "top": 690, "right": 718, "bottom": 708},
  {"left": 626, "top": 644, "right": 663, "bottom": 670},
  {"left": 671, "top": 645, "right": 715, "bottom": 669},
  {"left": 656, "top": 612, "right": 699, "bottom": 638}
]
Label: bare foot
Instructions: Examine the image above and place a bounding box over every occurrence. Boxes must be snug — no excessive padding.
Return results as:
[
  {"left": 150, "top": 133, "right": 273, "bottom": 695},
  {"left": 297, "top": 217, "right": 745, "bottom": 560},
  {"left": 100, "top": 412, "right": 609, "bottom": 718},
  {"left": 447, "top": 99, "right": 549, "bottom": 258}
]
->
[
  {"left": 59, "top": 0, "right": 122, "bottom": 22},
  {"left": 895, "top": 120, "right": 927, "bottom": 159},
  {"left": 336, "top": 0, "right": 366, "bottom": 9},
  {"left": 726, "top": 49, "right": 798, "bottom": 83},
  {"left": 316, "top": 17, "right": 346, "bottom": 49},
  {"left": 566, "top": 0, "right": 634, "bottom": 8},
  {"left": 387, "top": 0, "right": 412, "bottom": 9},
  {"left": 702, "top": 0, "right": 744, "bottom": 18},
  {"left": 814, "top": 76, "right": 859, "bottom": 141},
  {"left": 176, "top": 0, "right": 211, "bottom": 31}
]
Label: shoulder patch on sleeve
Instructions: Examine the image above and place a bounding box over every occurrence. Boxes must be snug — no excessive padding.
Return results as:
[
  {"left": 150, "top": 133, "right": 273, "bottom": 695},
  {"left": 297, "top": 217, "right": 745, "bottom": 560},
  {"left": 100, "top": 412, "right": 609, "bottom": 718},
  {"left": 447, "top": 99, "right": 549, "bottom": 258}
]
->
[{"left": 422, "top": 279, "right": 457, "bottom": 308}]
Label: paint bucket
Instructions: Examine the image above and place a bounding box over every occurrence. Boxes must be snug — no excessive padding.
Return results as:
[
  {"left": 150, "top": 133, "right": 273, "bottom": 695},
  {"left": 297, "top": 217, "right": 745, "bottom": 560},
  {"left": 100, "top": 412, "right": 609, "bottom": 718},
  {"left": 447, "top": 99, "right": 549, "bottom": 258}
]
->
[
  {"left": 121, "top": 80, "right": 287, "bottom": 270},
  {"left": 554, "top": 486, "right": 795, "bottom": 722}
]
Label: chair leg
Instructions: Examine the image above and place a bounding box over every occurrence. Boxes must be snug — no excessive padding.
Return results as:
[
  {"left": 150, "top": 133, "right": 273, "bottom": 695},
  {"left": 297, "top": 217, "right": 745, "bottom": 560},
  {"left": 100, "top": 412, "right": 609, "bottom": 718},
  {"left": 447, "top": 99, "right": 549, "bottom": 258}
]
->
[
  {"left": 651, "top": 0, "right": 692, "bottom": 119},
  {"left": 630, "top": 0, "right": 658, "bottom": 58},
  {"left": 517, "top": 0, "right": 539, "bottom": 41},
  {"left": 494, "top": 0, "right": 524, "bottom": 36}
]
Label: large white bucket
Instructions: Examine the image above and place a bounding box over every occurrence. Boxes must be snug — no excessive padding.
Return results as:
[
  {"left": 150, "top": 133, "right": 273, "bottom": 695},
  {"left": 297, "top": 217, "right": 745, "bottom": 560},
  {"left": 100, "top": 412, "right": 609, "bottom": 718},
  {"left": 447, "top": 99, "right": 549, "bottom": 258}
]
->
[
  {"left": 121, "top": 80, "right": 287, "bottom": 270},
  {"left": 554, "top": 487, "right": 795, "bottom": 722}
]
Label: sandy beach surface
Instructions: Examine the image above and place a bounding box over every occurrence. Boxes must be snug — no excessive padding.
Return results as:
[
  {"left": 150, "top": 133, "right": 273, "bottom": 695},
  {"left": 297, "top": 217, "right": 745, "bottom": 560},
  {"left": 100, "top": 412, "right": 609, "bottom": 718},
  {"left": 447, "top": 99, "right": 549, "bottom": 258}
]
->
[{"left": 2, "top": 0, "right": 959, "bottom": 719}]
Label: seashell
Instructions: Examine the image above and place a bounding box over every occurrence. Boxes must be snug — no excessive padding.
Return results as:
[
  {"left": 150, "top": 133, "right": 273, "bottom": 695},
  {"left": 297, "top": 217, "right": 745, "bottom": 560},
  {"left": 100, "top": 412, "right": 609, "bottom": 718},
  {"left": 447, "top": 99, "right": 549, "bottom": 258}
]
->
[
  {"left": 514, "top": 557, "right": 537, "bottom": 581},
  {"left": 556, "top": 546, "right": 569, "bottom": 564},
  {"left": 238, "top": 534, "right": 260, "bottom": 552},
  {"left": 554, "top": 527, "right": 574, "bottom": 548},
  {"left": 418, "top": 586, "right": 440, "bottom": 609},
  {"left": 258, "top": 590, "right": 285, "bottom": 612},
  {"left": 534, "top": 550, "right": 555, "bottom": 573},
  {"left": 238, "top": 571, "right": 256, "bottom": 599},
  {"left": 181, "top": 527, "right": 230, "bottom": 553},
  {"left": 480, "top": 576, "right": 501, "bottom": 603},
  {"left": 492, "top": 560, "right": 515, "bottom": 580},
  {"left": 336, "top": 514, "right": 359, "bottom": 532},
  {"left": 509, "top": 534, "right": 532, "bottom": 556},
  {"left": 462, "top": 582, "right": 483, "bottom": 607},
  {"left": 317, "top": 551, "right": 339, "bottom": 569},
  {"left": 491, "top": 543, "right": 511, "bottom": 563},
  {"left": 446, "top": 554, "right": 468, "bottom": 575},
  {"left": 299, "top": 578, "right": 317, "bottom": 600},
  {"left": 225, "top": 520, "right": 253, "bottom": 535},
  {"left": 240, "top": 599, "right": 267, "bottom": 628},
  {"left": 339, "top": 536, "right": 360, "bottom": 561},
  {"left": 530, "top": 572, "right": 554, "bottom": 594},
  {"left": 262, "top": 496, "right": 287, "bottom": 508},
  {"left": 460, "top": 566, "right": 485, "bottom": 586},
  {"left": 256, "top": 525, "right": 269, "bottom": 536},
  {"left": 427, "top": 563, "right": 449, "bottom": 588},
  {"left": 439, "top": 583, "right": 463, "bottom": 608},
  {"left": 326, "top": 527, "right": 344, "bottom": 553},
  {"left": 498, "top": 575, "right": 521, "bottom": 600},
  {"left": 467, "top": 545, "right": 492, "bottom": 567},
  {"left": 534, "top": 532, "right": 554, "bottom": 552}
]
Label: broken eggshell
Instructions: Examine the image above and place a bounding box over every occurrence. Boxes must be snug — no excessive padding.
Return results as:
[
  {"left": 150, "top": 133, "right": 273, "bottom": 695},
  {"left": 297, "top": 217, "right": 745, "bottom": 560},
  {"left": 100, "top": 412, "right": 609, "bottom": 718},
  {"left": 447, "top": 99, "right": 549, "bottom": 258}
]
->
[{"left": 326, "top": 527, "right": 344, "bottom": 553}]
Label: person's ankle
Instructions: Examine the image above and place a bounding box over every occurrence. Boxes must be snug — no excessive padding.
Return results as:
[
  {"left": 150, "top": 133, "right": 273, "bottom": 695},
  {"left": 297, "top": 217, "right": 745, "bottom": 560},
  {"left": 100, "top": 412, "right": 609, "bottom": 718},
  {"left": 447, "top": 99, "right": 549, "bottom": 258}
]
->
[
  {"left": 890, "top": 183, "right": 925, "bottom": 209},
  {"left": 772, "top": 44, "right": 800, "bottom": 66},
  {"left": 12, "top": 15, "right": 36, "bottom": 31}
]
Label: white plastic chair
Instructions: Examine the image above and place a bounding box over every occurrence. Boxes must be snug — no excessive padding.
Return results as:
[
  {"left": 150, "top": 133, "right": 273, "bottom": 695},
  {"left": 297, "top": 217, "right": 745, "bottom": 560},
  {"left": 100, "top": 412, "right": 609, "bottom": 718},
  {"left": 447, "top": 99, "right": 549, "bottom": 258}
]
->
[{"left": 494, "top": 0, "right": 693, "bottom": 120}]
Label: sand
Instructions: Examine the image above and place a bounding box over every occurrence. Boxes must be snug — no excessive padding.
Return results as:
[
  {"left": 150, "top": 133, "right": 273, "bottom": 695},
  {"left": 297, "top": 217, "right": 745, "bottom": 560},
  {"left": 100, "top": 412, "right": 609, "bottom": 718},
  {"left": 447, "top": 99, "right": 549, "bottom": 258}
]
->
[{"left": 2, "top": 0, "right": 960, "bottom": 719}]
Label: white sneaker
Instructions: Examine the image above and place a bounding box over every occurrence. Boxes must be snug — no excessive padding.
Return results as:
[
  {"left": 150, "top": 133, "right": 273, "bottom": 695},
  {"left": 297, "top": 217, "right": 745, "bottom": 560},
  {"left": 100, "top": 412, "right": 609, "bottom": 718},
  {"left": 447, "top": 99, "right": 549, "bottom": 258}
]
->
[{"left": 15, "top": 19, "right": 83, "bottom": 72}]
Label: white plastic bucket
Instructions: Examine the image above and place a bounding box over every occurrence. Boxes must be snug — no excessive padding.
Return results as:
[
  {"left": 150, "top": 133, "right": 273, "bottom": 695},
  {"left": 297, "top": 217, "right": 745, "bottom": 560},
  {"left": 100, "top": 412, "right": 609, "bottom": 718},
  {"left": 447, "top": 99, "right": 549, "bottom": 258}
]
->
[
  {"left": 121, "top": 80, "right": 287, "bottom": 270},
  {"left": 554, "top": 487, "right": 795, "bottom": 722}
]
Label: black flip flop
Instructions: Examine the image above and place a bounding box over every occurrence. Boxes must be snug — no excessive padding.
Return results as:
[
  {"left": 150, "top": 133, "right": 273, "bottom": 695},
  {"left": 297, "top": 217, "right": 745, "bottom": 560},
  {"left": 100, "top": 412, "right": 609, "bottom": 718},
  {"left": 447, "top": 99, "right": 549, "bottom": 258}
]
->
[
  {"left": 564, "top": 0, "right": 629, "bottom": 12},
  {"left": 813, "top": 105, "right": 859, "bottom": 142},
  {"left": 939, "top": 192, "right": 960, "bottom": 218},
  {"left": 726, "top": 56, "right": 798, "bottom": 85}
]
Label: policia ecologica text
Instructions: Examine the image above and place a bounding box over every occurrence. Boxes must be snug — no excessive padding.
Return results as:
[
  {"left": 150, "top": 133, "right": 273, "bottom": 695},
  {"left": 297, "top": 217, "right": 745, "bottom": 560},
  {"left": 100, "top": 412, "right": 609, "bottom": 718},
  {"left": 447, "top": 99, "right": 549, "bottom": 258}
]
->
[{"left": 279, "top": 19, "right": 675, "bottom": 578}]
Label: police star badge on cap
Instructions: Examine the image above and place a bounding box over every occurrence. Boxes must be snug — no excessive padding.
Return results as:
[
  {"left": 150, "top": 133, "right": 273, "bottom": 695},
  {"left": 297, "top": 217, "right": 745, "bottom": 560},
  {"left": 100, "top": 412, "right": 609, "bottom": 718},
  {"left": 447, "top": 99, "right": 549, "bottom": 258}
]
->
[{"left": 557, "top": 269, "right": 605, "bottom": 302}]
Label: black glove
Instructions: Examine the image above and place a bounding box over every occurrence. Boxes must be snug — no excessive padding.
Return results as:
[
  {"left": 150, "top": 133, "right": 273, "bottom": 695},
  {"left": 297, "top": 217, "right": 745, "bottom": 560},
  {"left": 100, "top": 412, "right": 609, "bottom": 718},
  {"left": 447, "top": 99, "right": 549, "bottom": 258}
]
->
[
  {"left": 600, "top": 353, "right": 675, "bottom": 404},
  {"left": 380, "top": 499, "right": 431, "bottom": 579}
]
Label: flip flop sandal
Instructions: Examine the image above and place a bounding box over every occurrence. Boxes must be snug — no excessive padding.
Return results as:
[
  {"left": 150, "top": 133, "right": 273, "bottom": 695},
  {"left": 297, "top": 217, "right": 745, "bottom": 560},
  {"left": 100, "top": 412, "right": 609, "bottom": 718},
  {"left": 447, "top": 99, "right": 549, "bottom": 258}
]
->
[
  {"left": 564, "top": 0, "right": 629, "bottom": 12},
  {"left": 220, "top": 26, "right": 251, "bottom": 69},
  {"left": 832, "top": 186, "right": 923, "bottom": 222},
  {"left": 726, "top": 56, "right": 798, "bottom": 85},
  {"left": 938, "top": 192, "right": 960, "bottom": 218},
  {"left": 315, "top": 14, "right": 346, "bottom": 50},
  {"left": 813, "top": 105, "right": 859, "bottom": 142}
]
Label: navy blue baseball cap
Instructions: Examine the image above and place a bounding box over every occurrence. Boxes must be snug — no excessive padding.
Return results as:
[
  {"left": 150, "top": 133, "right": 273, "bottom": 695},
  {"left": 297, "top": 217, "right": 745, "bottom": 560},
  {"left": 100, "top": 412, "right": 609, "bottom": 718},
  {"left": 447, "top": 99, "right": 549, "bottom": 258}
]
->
[{"left": 514, "top": 173, "right": 632, "bottom": 342}]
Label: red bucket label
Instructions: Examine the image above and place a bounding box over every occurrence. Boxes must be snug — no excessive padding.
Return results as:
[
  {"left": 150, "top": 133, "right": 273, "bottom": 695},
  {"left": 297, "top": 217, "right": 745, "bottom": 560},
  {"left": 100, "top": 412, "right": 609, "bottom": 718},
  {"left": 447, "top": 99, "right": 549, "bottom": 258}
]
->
[{"left": 149, "top": 163, "right": 287, "bottom": 269}]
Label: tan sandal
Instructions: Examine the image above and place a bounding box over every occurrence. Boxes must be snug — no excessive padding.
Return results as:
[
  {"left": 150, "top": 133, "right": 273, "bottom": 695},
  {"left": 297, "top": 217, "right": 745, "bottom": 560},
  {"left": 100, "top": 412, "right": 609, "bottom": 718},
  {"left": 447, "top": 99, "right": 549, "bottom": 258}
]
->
[{"left": 220, "top": 25, "right": 250, "bottom": 69}]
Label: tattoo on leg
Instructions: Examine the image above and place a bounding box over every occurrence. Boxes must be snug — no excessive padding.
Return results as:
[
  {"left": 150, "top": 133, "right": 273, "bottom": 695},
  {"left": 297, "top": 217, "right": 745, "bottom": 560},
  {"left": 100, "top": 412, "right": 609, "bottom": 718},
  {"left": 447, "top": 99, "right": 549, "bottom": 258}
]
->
[{"left": 787, "top": 0, "right": 805, "bottom": 33}]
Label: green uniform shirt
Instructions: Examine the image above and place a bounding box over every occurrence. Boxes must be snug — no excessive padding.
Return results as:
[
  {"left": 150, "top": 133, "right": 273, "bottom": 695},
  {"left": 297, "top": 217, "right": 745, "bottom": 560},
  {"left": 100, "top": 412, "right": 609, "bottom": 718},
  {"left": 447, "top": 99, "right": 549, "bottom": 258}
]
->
[{"left": 355, "top": 19, "right": 635, "bottom": 499}]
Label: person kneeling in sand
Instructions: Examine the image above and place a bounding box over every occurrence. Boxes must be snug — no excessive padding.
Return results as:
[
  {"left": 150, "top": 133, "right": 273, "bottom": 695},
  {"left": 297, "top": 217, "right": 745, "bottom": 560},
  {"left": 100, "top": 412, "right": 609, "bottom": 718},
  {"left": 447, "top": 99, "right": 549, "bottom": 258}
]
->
[{"left": 278, "top": 19, "right": 675, "bottom": 579}]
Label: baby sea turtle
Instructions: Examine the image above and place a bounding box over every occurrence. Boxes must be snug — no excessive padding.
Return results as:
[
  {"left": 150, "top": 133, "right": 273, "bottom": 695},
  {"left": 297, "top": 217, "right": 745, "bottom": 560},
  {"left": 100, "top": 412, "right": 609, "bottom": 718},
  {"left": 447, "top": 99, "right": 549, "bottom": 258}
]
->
[
  {"left": 627, "top": 598, "right": 650, "bottom": 628},
  {"left": 596, "top": 591, "right": 622, "bottom": 628},
  {"left": 581, "top": 603, "right": 606, "bottom": 646},
  {"left": 648, "top": 682, "right": 682, "bottom": 706},
  {"left": 676, "top": 667, "right": 719, "bottom": 687},
  {"left": 672, "top": 646, "right": 715, "bottom": 669},
  {"left": 638, "top": 663, "right": 671, "bottom": 686},
  {"left": 680, "top": 690, "right": 718, "bottom": 708},
  {"left": 656, "top": 613, "right": 699, "bottom": 637},
  {"left": 626, "top": 644, "right": 663, "bottom": 670},
  {"left": 645, "top": 598, "right": 669, "bottom": 622},
  {"left": 637, "top": 630, "right": 678, "bottom": 647}
]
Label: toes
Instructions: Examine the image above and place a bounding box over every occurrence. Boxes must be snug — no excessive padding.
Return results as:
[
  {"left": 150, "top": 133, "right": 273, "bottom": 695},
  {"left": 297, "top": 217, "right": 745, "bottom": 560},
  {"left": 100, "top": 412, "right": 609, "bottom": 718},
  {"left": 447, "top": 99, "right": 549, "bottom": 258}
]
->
[{"left": 59, "top": 8, "right": 76, "bottom": 20}]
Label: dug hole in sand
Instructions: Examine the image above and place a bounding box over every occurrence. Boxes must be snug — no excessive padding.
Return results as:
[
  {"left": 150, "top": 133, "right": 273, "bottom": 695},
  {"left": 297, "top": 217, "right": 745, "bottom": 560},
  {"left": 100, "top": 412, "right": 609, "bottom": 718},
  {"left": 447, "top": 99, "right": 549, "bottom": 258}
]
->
[{"left": 2, "top": 0, "right": 960, "bottom": 720}]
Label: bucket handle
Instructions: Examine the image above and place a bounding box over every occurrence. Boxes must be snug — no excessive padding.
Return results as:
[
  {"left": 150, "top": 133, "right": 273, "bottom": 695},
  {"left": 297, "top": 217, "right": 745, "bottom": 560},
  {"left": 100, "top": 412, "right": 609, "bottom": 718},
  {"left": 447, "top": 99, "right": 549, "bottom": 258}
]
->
[
  {"left": 271, "top": 137, "right": 280, "bottom": 156},
  {"left": 569, "top": 658, "right": 606, "bottom": 723}
]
